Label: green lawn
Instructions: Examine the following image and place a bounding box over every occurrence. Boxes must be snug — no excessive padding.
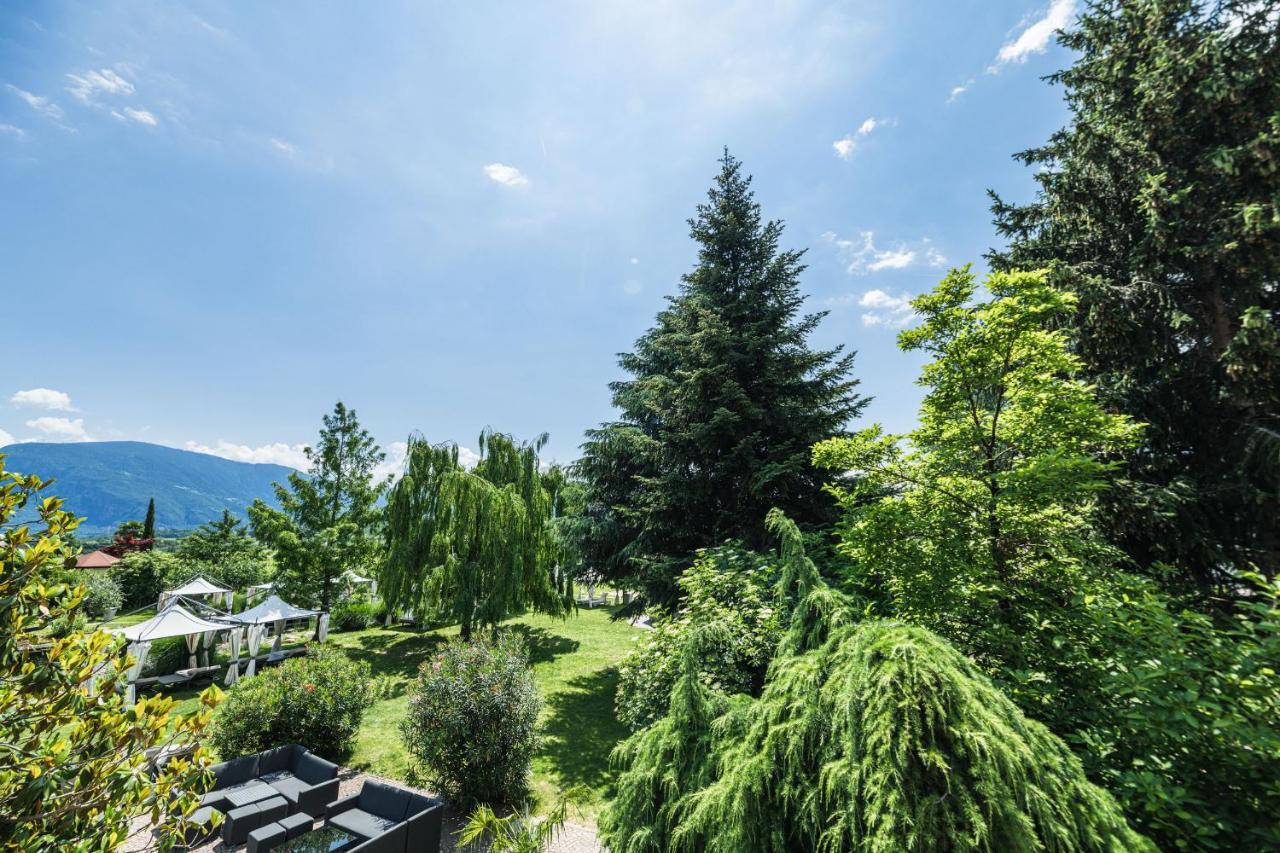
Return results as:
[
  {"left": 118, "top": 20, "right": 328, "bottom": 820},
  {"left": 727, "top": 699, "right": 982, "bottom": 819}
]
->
[{"left": 328, "top": 605, "right": 643, "bottom": 821}]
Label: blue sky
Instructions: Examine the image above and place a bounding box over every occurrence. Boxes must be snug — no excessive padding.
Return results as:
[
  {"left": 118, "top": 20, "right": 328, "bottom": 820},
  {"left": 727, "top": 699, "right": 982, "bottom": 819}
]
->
[{"left": 1, "top": 0, "right": 1075, "bottom": 472}]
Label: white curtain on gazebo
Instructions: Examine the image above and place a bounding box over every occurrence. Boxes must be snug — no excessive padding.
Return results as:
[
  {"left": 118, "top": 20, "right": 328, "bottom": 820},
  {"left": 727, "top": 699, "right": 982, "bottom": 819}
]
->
[
  {"left": 245, "top": 624, "right": 263, "bottom": 677},
  {"left": 317, "top": 613, "right": 330, "bottom": 643},
  {"left": 184, "top": 633, "right": 199, "bottom": 669},
  {"left": 272, "top": 619, "right": 285, "bottom": 652},
  {"left": 224, "top": 627, "right": 242, "bottom": 685},
  {"left": 124, "top": 641, "right": 151, "bottom": 704}
]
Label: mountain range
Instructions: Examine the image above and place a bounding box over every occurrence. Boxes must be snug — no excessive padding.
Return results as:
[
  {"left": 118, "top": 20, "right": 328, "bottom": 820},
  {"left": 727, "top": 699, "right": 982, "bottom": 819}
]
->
[{"left": 0, "top": 441, "right": 295, "bottom": 532}]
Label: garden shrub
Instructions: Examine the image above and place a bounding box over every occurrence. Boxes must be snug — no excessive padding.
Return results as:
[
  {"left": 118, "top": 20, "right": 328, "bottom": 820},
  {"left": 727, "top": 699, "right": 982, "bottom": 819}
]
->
[
  {"left": 143, "top": 636, "right": 190, "bottom": 677},
  {"left": 331, "top": 595, "right": 384, "bottom": 632},
  {"left": 615, "top": 544, "right": 780, "bottom": 729},
  {"left": 400, "top": 633, "right": 541, "bottom": 805},
  {"left": 72, "top": 571, "right": 123, "bottom": 619},
  {"left": 46, "top": 611, "right": 87, "bottom": 639},
  {"left": 210, "top": 646, "right": 373, "bottom": 760},
  {"left": 111, "top": 550, "right": 183, "bottom": 609}
]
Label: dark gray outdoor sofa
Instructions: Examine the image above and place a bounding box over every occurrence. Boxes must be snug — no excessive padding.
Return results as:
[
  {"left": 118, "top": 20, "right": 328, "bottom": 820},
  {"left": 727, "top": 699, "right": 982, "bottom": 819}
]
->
[
  {"left": 325, "top": 779, "right": 443, "bottom": 852},
  {"left": 187, "top": 744, "right": 340, "bottom": 845}
]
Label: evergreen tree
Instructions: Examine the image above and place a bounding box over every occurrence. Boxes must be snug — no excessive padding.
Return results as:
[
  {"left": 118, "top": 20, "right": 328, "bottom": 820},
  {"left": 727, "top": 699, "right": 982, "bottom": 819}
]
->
[
  {"left": 990, "top": 0, "right": 1280, "bottom": 589},
  {"left": 249, "top": 402, "right": 386, "bottom": 610},
  {"left": 142, "top": 497, "right": 156, "bottom": 540},
  {"left": 382, "top": 430, "right": 570, "bottom": 639},
  {"left": 576, "top": 151, "right": 867, "bottom": 606},
  {"left": 600, "top": 512, "right": 1152, "bottom": 853}
]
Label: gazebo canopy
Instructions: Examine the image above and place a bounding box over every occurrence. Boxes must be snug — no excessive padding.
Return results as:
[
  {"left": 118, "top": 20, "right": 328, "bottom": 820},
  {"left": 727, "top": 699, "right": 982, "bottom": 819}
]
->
[
  {"left": 166, "top": 575, "right": 230, "bottom": 597},
  {"left": 222, "top": 594, "right": 321, "bottom": 625},
  {"left": 118, "top": 604, "right": 228, "bottom": 642}
]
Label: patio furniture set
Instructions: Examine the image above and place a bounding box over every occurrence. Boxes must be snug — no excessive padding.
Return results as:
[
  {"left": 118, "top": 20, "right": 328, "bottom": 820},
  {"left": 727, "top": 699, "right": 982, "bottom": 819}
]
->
[{"left": 188, "top": 745, "right": 442, "bottom": 853}]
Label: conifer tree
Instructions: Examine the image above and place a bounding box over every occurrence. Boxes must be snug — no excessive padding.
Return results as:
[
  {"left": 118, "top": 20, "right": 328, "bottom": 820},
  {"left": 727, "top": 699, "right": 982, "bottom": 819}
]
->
[
  {"left": 142, "top": 497, "right": 156, "bottom": 540},
  {"left": 249, "top": 402, "right": 386, "bottom": 610},
  {"left": 576, "top": 151, "right": 866, "bottom": 606},
  {"left": 990, "top": 0, "right": 1280, "bottom": 589}
]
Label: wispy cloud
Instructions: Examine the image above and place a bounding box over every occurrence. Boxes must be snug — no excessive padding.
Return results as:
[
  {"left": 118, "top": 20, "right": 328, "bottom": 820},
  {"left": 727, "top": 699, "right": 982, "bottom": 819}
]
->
[
  {"left": 948, "top": 78, "right": 974, "bottom": 103},
  {"left": 832, "top": 115, "right": 892, "bottom": 160},
  {"left": 992, "top": 0, "right": 1075, "bottom": 69},
  {"left": 822, "top": 231, "right": 946, "bottom": 274},
  {"left": 25, "top": 416, "right": 90, "bottom": 440},
  {"left": 66, "top": 68, "right": 134, "bottom": 103},
  {"left": 484, "top": 162, "right": 529, "bottom": 187},
  {"left": 0, "top": 123, "right": 24, "bottom": 138},
  {"left": 10, "top": 388, "right": 76, "bottom": 411},
  {"left": 113, "top": 106, "right": 157, "bottom": 126},
  {"left": 0, "top": 428, "right": 13, "bottom": 447},
  {"left": 6, "top": 84, "right": 64, "bottom": 120},
  {"left": 270, "top": 137, "right": 297, "bottom": 157},
  {"left": 184, "top": 439, "right": 311, "bottom": 470},
  {"left": 857, "top": 289, "right": 918, "bottom": 327}
]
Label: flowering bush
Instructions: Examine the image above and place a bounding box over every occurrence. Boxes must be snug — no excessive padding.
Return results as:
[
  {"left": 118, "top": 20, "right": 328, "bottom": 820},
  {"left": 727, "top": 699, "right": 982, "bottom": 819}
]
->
[
  {"left": 400, "top": 634, "right": 541, "bottom": 805},
  {"left": 616, "top": 544, "right": 781, "bottom": 729},
  {"left": 210, "top": 646, "right": 373, "bottom": 760}
]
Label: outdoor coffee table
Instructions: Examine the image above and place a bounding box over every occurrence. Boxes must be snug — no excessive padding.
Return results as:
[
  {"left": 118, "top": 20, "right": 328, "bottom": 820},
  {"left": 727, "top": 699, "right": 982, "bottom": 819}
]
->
[
  {"left": 275, "top": 825, "right": 354, "bottom": 852},
  {"left": 225, "top": 780, "right": 280, "bottom": 808}
]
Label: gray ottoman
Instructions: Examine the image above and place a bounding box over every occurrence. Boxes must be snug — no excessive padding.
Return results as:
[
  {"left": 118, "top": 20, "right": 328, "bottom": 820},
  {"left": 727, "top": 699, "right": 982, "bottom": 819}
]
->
[
  {"left": 247, "top": 821, "right": 286, "bottom": 853},
  {"left": 224, "top": 796, "right": 290, "bottom": 845},
  {"left": 280, "top": 811, "right": 314, "bottom": 838}
]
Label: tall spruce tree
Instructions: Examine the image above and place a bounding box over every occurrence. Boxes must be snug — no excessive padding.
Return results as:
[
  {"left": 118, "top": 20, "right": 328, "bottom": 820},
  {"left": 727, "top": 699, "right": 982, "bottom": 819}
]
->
[
  {"left": 575, "top": 151, "right": 866, "bottom": 606},
  {"left": 249, "top": 402, "right": 387, "bottom": 610},
  {"left": 990, "top": 0, "right": 1280, "bottom": 590}
]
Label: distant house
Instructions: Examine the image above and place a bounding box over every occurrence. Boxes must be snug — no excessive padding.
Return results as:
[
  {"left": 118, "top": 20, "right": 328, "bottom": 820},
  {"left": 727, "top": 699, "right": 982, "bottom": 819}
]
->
[{"left": 75, "top": 549, "right": 120, "bottom": 570}]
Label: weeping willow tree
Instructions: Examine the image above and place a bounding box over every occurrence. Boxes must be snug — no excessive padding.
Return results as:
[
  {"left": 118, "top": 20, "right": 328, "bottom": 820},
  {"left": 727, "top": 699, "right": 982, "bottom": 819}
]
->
[
  {"left": 382, "top": 430, "right": 571, "bottom": 639},
  {"left": 600, "top": 511, "right": 1152, "bottom": 853}
]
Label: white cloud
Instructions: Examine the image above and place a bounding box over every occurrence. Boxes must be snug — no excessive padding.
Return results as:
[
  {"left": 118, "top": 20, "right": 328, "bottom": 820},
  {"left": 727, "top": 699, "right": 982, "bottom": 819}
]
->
[
  {"left": 630, "top": 257, "right": 640, "bottom": 265},
  {"left": 0, "top": 123, "right": 24, "bottom": 138},
  {"left": 112, "top": 106, "right": 157, "bottom": 126},
  {"left": 0, "top": 428, "right": 14, "bottom": 447},
  {"left": 457, "top": 445, "right": 480, "bottom": 469},
  {"left": 6, "top": 84, "right": 63, "bottom": 120},
  {"left": 184, "top": 439, "right": 311, "bottom": 470},
  {"left": 65, "top": 68, "right": 134, "bottom": 103},
  {"left": 993, "top": 0, "right": 1075, "bottom": 68},
  {"left": 483, "top": 163, "right": 529, "bottom": 187},
  {"left": 858, "top": 289, "right": 918, "bottom": 328},
  {"left": 832, "top": 116, "right": 892, "bottom": 159},
  {"left": 948, "top": 79, "right": 974, "bottom": 103},
  {"left": 823, "top": 231, "right": 942, "bottom": 274},
  {"left": 270, "top": 137, "right": 297, "bottom": 157},
  {"left": 25, "top": 416, "right": 89, "bottom": 440},
  {"left": 10, "top": 388, "right": 75, "bottom": 411}
]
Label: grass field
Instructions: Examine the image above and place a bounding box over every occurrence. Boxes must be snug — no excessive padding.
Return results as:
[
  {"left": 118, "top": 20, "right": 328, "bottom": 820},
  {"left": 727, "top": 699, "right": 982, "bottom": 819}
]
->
[{"left": 154, "top": 604, "right": 643, "bottom": 823}]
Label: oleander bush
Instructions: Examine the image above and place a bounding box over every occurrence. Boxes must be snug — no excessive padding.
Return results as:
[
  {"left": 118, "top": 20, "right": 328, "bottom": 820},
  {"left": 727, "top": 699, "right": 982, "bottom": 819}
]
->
[
  {"left": 400, "top": 634, "right": 541, "bottom": 805},
  {"left": 210, "top": 646, "right": 373, "bottom": 760}
]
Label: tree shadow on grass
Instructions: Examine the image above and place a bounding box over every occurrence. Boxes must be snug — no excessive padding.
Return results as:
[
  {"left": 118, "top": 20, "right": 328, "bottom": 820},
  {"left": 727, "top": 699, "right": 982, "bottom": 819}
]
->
[
  {"left": 538, "top": 667, "right": 629, "bottom": 795},
  {"left": 338, "top": 630, "right": 448, "bottom": 681},
  {"left": 502, "top": 624, "right": 580, "bottom": 665}
]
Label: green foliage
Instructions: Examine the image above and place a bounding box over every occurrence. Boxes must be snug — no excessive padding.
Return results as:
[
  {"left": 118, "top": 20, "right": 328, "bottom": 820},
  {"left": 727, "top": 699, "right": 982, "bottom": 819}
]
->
[
  {"left": 72, "top": 570, "right": 123, "bottom": 619},
  {"left": 330, "top": 594, "right": 385, "bottom": 632},
  {"left": 400, "top": 634, "right": 542, "bottom": 805},
  {"left": 990, "top": 0, "right": 1280, "bottom": 587},
  {"left": 209, "top": 646, "right": 373, "bottom": 760},
  {"left": 459, "top": 787, "right": 582, "bottom": 853},
  {"left": 143, "top": 636, "right": 191, "bottom": 678},
  {"left": 600, "top": 514, "right": 1152, "bottom": 853},
  {"left": 813, "top": 268, "right": 1280, "bottom": 848},
  {"left": 142, "top": 497, "right": 156, "bottom": 540},
  {"left": 574, "top": 151, "right": 867, "bottom": 606},
  {"left": 249, "top": 402, "right": 386, "bottom": 610},
  {"left": 177, "top": 509, "right": 274, "bottom": 589},
  {"left": 813, "top": 267, "right": 1141, "bottom": 731},
  {"left": 111, "top": 549, "right": 184, "bottom": 608},
  {"left": 0, "top": 456, "right": 220, "bottom": 852},
  {"left": 615, "top": 544, "right": 780, "bottom": 729},
  {"left": 383, "top": 431, "right": 570, "bottom": 640}
]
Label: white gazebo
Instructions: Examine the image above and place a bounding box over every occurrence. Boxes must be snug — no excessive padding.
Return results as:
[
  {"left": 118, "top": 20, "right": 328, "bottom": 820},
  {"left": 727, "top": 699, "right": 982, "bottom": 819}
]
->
[
  {"left": 116, "top": 604, "right": 230, "bottom": 702},
  {"left": 219, "top": 594, "right": 328, "bottom": 681},
  {"left": 158, "top": 575, "right": 233, "bottom": 612},
  {"left": 246, "top": 582, "right": 275, "bottom": 605},
  {"left": 341, "top": 569, "right": 377, "bottom": 596}
]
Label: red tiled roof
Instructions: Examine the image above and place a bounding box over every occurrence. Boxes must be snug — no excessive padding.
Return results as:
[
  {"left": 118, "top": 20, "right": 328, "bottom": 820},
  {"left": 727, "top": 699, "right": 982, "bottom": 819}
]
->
[{"left": 75, "top": 549, "right": 120, "bottom": 569}]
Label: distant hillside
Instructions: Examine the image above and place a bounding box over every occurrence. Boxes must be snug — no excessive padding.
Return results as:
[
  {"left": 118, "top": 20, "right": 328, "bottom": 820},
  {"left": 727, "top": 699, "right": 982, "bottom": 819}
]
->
[{"left": 0, "top": 441, "right": 297, "bottom": 532}]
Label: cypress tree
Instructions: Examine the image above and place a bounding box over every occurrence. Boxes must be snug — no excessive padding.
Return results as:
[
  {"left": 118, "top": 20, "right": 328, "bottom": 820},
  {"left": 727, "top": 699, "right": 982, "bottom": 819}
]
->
[
  {"left": 576, "top": 151, "right": 867, "bottom": 606},
  {"left": 141, "top": 497, "right": 156, "bottom": 540},
  {"left": 990, "top": 0, "right": 1280, "bottom": 590}
]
